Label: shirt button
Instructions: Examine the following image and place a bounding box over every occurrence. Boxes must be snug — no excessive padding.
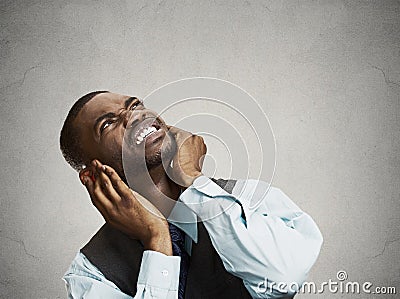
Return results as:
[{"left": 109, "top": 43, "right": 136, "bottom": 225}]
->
[{"left": 161, "top": 270, "right": 169, "bottom": 276}]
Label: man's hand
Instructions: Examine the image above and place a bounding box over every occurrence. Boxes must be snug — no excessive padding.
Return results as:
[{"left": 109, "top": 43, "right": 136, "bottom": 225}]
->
[
  {"left": 166, "top": 126, "right": 207, "bottom": 188},
  {"left": 79, "top": 160, "right": 173, "bottom": 256}
]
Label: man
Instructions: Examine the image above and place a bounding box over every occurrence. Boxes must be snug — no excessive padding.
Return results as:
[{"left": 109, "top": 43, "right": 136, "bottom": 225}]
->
[{"left": 60, "top": 91, "right": 323, "bottom": 298}]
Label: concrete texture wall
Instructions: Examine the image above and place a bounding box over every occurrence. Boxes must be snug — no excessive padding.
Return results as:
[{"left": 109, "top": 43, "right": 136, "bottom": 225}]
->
[{"left": 1, "top": 0, "right": 399, "bottom": 298}]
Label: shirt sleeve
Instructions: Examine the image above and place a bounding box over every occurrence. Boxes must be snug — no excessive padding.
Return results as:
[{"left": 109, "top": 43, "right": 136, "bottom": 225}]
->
[
  {"left": 63, "top": 251, "right": 180, "bottom": 299},
  {"left": 179, "top": 176, "right": 323, "bottom": 298}
]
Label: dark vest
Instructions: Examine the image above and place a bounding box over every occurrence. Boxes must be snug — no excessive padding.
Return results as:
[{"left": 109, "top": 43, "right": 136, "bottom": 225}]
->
[{"left": 81, "top": 178, "right": 252, "bottom": 299}]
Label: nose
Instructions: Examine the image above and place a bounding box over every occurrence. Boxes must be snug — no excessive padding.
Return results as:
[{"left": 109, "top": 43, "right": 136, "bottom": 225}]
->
[{"left": 123, "top": 109, "right": 145, "bottom": 129}]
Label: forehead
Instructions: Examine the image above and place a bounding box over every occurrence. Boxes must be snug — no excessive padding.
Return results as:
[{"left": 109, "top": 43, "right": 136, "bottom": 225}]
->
[
  {"left": 72, "top": 92, "right": 130, "bottom": 134},
  {"left": 79, "top": 92, "right": 128, "bottom": 119}
]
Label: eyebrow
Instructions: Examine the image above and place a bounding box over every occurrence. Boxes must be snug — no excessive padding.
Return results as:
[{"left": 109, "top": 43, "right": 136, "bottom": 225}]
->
[
  {"left": 94, "top": 112, "right": 116, "bottom": 131},
  {"left": 93, "top": 97, "right": 139, "bottom": 132},
  {"left": 124, "top": 97, "right": 138, "bottom": 109}
]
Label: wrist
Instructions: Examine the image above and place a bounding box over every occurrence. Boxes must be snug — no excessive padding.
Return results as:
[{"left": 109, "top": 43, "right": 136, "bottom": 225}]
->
[
  {"left": 143, "top": 224, "right": 173, "bottom": 256},
  {"left": 182, "top": 171, "right": 202, "bottom": 189}
]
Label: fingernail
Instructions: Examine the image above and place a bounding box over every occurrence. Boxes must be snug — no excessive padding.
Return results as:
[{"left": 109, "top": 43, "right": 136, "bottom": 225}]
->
[{"left": 102, "top": 165, "right": 106, "bottom": 172}]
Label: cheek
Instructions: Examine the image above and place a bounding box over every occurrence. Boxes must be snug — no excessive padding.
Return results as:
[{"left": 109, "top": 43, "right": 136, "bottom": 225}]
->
[
  {"left": 99, "top": 133, "right": 123, "bottom": 161},
  {"left": 144, "top": 108, "right": 165, "bottom": 124}
]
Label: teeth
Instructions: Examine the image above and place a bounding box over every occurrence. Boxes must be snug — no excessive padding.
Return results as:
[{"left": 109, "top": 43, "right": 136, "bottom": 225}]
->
[{"left": 136, "top": 125, "right": 158, "bottom": 145}]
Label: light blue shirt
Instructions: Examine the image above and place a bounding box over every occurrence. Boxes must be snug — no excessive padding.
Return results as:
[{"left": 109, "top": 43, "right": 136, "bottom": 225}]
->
[{"left": 63, "top": 176, "right": 323, "bottom": 298}]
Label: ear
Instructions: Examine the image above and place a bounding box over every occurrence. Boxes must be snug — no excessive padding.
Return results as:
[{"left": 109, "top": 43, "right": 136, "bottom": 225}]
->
[{"left": 79, "top": 167, "right": 95, "bottom": 184}]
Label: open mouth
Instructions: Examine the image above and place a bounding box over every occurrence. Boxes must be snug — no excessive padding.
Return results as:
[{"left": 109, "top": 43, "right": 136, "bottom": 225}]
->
[{"left": 130, "top": 118, "right": 163, "bottom": 146}]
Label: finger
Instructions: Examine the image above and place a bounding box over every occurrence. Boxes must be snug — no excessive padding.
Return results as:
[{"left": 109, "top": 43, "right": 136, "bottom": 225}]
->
[
  {"left": 102, "top": 162, "right": 132, "bottom": 199},
  {"left": 202, "top": 141, "right": 207, "bottom": 153},
  {"left": 91, "top": 159, "right": 106, "bottom": 182},
  {"left": 83, "top": 176, "right": 109, "bottom": 219},
  {"left": 90, "top": 161, "right": 115, "bottom": 210},
  {"left": 198, "top": 153, "right": 206, "bottom": 169},
  {"left": 95, "top": 164, "right": 121, "bottom": 204},
  {"left": 92, "top": 180, "right": 115, "bottom": 215}
]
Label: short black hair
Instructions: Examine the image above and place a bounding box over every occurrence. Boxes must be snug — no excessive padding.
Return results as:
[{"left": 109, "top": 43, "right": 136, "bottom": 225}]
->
[{"left": 60, "top": 91, "right": 109, "bottom": 171}]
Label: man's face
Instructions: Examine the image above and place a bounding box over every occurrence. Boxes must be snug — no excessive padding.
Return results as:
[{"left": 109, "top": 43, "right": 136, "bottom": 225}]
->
[{"left": 73, "top": 92, "right": 175, "bottom": 177}]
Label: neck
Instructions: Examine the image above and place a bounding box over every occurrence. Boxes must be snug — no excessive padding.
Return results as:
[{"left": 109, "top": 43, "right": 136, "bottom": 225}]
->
[
  {"left": 148, "top": 164, "right": 182, "bottom": 199},
  {"left": 128, "top": 164, "right": 182, "bottom": 217}
]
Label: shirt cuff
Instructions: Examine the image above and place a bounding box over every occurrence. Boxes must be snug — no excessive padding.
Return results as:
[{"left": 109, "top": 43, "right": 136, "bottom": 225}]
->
[
  {"left": 179, "top": 175, "right": 244, "bottom": 222},
  {"left": 137, "top": 250, "right": 181, "bottom": 291},
  {"left": 182, "top": 175, "right": 235, "bottom": 199}
]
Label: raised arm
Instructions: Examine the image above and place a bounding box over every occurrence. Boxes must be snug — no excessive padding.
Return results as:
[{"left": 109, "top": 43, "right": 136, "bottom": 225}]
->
[
  {"left": 166, "top": 126, "right": 323, "bottom": 298},
  {"left": 63, "top": 160, "right": 180, "bottom": 298},
  {"left": 179, "top": 177, "right": 323, "bottom": 298}
]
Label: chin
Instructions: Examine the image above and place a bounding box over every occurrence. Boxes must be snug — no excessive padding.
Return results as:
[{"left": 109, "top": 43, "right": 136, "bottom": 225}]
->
[
  {"left": 145, "top": 132, "right": 176, "bottom": 170},
  {"left": 123, "top": 128, "right": 177, "bottom": 177}
]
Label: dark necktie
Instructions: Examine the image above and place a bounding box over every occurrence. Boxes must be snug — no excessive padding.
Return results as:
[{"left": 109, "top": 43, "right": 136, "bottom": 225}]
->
[{"left": 169, "top": 223, "right": 190, "bottom": 299}]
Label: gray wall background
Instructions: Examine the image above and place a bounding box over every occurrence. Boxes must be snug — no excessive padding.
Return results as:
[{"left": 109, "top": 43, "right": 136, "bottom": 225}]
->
[{"left": 1, "top": 0, "right": 399, "bottom": 298}]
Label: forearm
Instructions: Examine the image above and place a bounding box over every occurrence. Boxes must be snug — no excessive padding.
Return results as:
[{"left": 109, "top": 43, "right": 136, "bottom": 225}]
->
[
  {"left": 143, "top": 226, "right": 173, "bottom": 256},
  {"left": 179, "top": 177, "right": 323, "bottom": 297}
]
